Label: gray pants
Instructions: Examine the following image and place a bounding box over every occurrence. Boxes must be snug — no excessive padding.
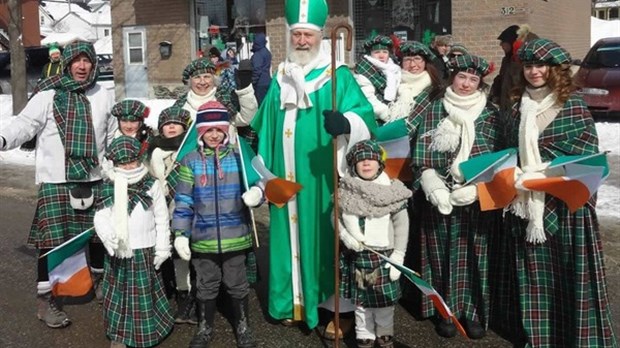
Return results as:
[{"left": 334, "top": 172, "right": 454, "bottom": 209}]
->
[{"left": 192, "top": 251, "right": 249, "bottom": 301}]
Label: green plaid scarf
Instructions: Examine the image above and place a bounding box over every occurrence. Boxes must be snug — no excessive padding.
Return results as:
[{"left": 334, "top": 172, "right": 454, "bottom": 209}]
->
[
  {"left": 33, "top": 41, "right": 100, "bottom": 181},
  {"left": 97, "top": 175, "right": 155, "bottom": 213}
]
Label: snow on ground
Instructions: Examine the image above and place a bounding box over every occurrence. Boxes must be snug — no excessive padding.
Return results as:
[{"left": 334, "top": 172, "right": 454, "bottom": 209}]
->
[
  {"left": 591, "top": 16, "right": 620, "bottom": 46},
  {"left": 1, "top": 94, "right": 619, "bottom": 219}
]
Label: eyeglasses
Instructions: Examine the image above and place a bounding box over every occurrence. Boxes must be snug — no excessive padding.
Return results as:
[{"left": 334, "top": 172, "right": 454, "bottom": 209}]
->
[{"left": 448, "top": 53, "right": 464, "bottom": 59}]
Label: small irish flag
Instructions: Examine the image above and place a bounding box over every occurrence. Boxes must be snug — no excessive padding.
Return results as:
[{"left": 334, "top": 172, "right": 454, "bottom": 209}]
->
[
  {"left": 375, "top": 118, "right": 412, "bottom": 182},
  {"left": 459, "top": 148, "right": 518, "bottom": 211},
  {"left": 369, "top": 248, "right": 469, "bottom": 339},
  {"left": 42, "top": 228, "right": 94, "bottom": 297},
  {"left": 522, "top": 152, "right": 609, "bottom": 213}
]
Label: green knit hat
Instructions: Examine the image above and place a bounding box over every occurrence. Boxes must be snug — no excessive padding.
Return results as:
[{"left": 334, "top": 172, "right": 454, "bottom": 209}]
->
[
  {"left": 48, "top": 42, "right": 61, "bottom": 56},
  {"left": 400, "top": 41, "right": 436, "bottom": 61},
  {"left": 107, "top": 136, "right": 142, "bottom": 165},
  {"left": 182, "top": 58, "right": 216, "bottom": 82},
  {"left": 518, "top": 38, "right": 571, "bottom": 66},
  {"left": 158, "top": 106, "right": 191, "bottom": 133},
  {"left": 448, "top": 54, "right": 491, "bottom": 77},
  {"left": 285, "top": 0, "right": 328, "bottom": 31},
  {"left": 363, "top": 34, "right": 393, "bottom": 53},
  {"left": 111, "top": 99, "right": 150, "bottom": 122}
]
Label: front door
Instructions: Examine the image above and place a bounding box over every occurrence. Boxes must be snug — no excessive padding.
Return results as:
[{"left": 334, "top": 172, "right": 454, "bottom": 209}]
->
[{"left": 122, "top": 26, "right": 148, "bottom": 98}]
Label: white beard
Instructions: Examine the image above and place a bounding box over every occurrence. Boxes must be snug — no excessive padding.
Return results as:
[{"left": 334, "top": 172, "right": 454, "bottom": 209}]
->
[{"left": 288, "top": 45, "right": 320, "bottom": 66}]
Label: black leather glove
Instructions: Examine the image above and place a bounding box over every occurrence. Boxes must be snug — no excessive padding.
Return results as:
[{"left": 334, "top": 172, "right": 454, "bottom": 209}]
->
[
  {"left": 322, "top": 110, "right": 350, "bottom": 136},
  {"left": 236, "top": 59, "right": 253, "bottom": 89},
  {"left": 137, "top": 124, "right": 151, "bottom": 143},
  {"left": 20, "top": 136, "right": 37, "bottom": 152}
]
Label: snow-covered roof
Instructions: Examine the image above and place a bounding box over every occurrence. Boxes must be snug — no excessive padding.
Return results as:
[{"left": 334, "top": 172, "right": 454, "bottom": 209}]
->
[
  {"left": 40, "top": 1, "right": 111, "bottom": 26},
  {"left": 594, "top": 1, "right": 620, "bottom": 9},
  {"left": 94, "top": 35, "right": 113, "bottom": 55},
  {"left": 41, "top": 32, "right": 89, "bottom": 47}
]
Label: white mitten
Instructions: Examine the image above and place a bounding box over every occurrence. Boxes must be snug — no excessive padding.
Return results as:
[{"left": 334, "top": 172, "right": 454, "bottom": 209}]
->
[
  {"left": 153, "top": 249, "right": 171, "bottom": 270},
  {"left": 420, "top": 169, "right": 453, "bottom": 215},
  {"left": 174, "top": 236, "right": 191, "bottom": 261},
  {"left": 515, "top": 171, "right": 547, "bottom": 191},
  {"left": 449, "top": 185, "right": 478, "bottom": 206},
  {"left": 384, "top": 250, "right": 405, "bottom": 281},
  {"left": 340, "top": 227, "right": 364, "bottom": 252},
  {"left": 242, "top": 186, "right": 264, "bottom": 208},
  {"left": 101, "top": 235, "right": 118, "bottom": 256}
]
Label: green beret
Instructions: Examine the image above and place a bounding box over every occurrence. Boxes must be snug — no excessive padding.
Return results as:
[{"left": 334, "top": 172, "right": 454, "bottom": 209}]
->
[
  {"left": 399, "top": 41, "right": 436, "bottom": 61},
  {"left": 363, "top": 35, "right": 393, "bottom": 53},
  {"left": 111, "top": 99, "right": 150, "bottom": 121},
  {"left": 448, "top": 54, "right": 491, "bottom": 77},
  {"left": 182, "top": 58, "right": 216, "bottom": 82},
  {"left": 158, "top": 106, "right": 191, "bottom": 132},
  {"left": 518, "top": 38, "right": 571, "bottom": 65},
  {"left": 107, "top": 136, "right": 142, "bottom": 164}
]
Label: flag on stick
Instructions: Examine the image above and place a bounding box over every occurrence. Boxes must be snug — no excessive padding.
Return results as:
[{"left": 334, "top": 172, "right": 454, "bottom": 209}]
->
[
  {"left": 459, "top": 148, "right": 518, "bottom": 211},
  {"left": 250, "top": 154, "right": 302, "bottom": 208},
  {"left": 367, "top": 248, "right": 469, "bottom": 339},
  {"left": 41, "top": 228, "right": 94, "bottom": 297},
  {"left": 375, "top": 118, "right": 412, "bottom": 182},
  {"left": 522, "top": 152, "right": 609, "bottom": 213}
]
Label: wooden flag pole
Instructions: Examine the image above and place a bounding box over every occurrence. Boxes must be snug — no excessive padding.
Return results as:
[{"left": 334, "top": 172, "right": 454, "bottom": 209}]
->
[
  {"left": 330, "top": 22, "right": 353, "bottom": 347},
  {"left": 236, "top": 133, "right": 260, "bottom": 248}
]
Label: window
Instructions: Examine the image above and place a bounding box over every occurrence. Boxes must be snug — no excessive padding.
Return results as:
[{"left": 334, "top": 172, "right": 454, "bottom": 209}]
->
[
  {"left": 40, "top": 15, "right": 44, "bottom": 26},
  {"left": 427, "top": 1, "right": 440, "bottom": 24},
  {"left": 195, "top": 0, "right": 266, "bottom": 48},
  {"left": 596, "top": 10, "right": 606, "bottom": 19},
  {"left": 127, "top": 32, "right": 144, "bottom": 64},
  {"left": 609, "top": 8, "right": 619, "bottom": 19},
  {"left": 104, "top": 29, "right": 110, "bottom": 37}
]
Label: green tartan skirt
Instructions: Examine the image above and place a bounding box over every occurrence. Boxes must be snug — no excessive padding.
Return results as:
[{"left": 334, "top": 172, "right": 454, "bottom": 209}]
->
[
  {"left": 103, "top": 248, "right": 174, "bottom": 347},
  {"left": 339, "top": 248, "right": 401, "bottom": 308},
  {"left": 28, "top": 181, "right": 102, "bottom": 248}
]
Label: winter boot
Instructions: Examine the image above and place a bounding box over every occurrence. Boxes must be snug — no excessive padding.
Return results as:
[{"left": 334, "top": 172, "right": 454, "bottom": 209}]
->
[
  {"left": 175, "top": 290, "right": 198, "bottom": 324},
  {"left": 460, "top": 318, "right": 486, "bottom": 339},
  {"left": 434, "top": 318, "right": 456, "bottom": 338},
  {"left": 231, "top": 297, "right": 256, "bottom": 348},
  {"left": 92, "top": 270, "right": 104, "bottom": 304},
  {"left": 376, "top": 335, "right": 394, "bottom": 348},
  {"left": 189, "top": 299, "right": 216, "bottom": 348},
  {"left": 37, "top": 293, "right": 71, "bottom": 328}
]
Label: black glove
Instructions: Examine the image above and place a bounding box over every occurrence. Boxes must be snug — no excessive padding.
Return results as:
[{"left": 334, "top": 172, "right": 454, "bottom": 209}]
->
[
  {"left": 137, "top": 124, "right": 151, "bottom": 143},
  {"left": 236, "top": 59, "right": 253, "bottom": 89},
  {"left": 322, "top": 110, "right": 350, "bottom": 137},
  {"left": 20, "top": 136, "right": 37, "bottom": 152}
]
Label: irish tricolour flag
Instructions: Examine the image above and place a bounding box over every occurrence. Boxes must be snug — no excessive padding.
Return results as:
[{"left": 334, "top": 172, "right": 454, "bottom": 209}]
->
[
  {"left": 375, "top": 118, "right": 412, "bottom": 182},
  {"left": 42, "top": 228, "right": 94, "bottom": 297},
  {"left": 522, "top": 152, "right": 609, "bottom": 213},
  {"left": 459, "top": 148, "right": 518, "bottom": 211}
]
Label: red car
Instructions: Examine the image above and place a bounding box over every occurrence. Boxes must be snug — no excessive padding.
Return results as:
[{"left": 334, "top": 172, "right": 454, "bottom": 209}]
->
[{"left": 574, "top": 37, "right": 620, "bottom": 118}]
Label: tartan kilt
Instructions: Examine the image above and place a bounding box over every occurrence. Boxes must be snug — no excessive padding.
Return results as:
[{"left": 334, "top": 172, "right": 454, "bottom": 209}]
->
[
  {"left": 339, "top": 248, "right": 401, "bottom": 308},
  {"left": 28, "top": 181, "right": 103, "bottom": 248},
  {"left": 103, "top": 248, "right": 174, "bottom": 347}
]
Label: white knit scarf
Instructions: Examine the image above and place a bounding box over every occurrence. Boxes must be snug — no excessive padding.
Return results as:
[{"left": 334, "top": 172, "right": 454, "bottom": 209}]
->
[
  {"left": 341, "top": 172, "right": 392, "bottom": 248},
  {"left": 430, "top": 87, "right": 487, "bottom": 183},
  {"left": 364, "top": 55, "right": 401, "bottom": 102},
  {"left": 387, "top": 70, "right": 432, "bottom": 122},
  {"left": 509, "top": 89, "right": 557, "bottom": 244},
  {"left": 150, "top": 147, "right": 177, "bottom": 197},
  {"left": 107, "top": 164, "right": 149, "bottom": 258},
  {"left": 280, "top": 49, "right": 330, "bottom": 110},
  {"left": 186, "top": 88, "right": 217, "bottom": 114}
]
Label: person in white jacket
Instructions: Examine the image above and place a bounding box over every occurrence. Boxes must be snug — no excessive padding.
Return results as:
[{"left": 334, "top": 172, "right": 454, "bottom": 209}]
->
[{"left": 94, "top": 136, "right": 174, "bottom": 348}]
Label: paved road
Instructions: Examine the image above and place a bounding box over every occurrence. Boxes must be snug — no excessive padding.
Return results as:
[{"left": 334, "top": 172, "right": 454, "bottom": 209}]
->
[{"left": 0, "top": 163, "right": 618, "bottom": 348}]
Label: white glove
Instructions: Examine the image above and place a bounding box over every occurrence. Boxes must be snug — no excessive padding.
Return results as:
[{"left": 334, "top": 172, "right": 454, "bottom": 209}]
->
[
  {"left": 420, "top": 169, "right": 453, "bottom": 215},
  {"left": 384, "top": 250, "right": 405, "bottom": 281},
  {"left": 174, "top": 236, "right": 191, "bottom": 261},
  {"left": 340, "top": 227, "right": 364, "bottom": 252},
  {"left": 515, "top": 171, "right": 547, "bottom": 191},
  {"left": 242, "top": 186, "right": 264, "bottom": 208},
  {"left": 153, "top": 250, "right": 171, "bottom": 270},
  {"left": 101, "top": 235, "right": 118, "bottom": 256},
  {"left": 449, "top": 185, "right": 478, "bottom": 206}
]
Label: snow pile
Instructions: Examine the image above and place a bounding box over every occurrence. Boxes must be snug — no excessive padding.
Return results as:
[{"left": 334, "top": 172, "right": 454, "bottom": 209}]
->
[{"left": 591, "top": 16, "right": 620, "bottom": 46}]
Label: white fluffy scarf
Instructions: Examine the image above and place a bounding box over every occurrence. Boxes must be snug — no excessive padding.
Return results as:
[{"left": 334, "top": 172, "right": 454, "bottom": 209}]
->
[
  {"left": 150, "top": 148, "right": 177, "bottom": 197},
  {"left": 364, "top": 55, "right": 401, "bottom": 102},
  {"left": 186, "top": 88, "right": 217, "bottom": 114},
  {"left": 106, "top": 164, "right": 149, "bottom": 258},
  {"left": 387, "top": 70, "right": 432, "bottom": 122},
  {"left": 508, "top": 89, "right": 557, "bottom": 244},
  {"left": 280, "top": 49, "right": 330, "bottom": 110},
  {"left": 430, "top": 87, "right": 487, "bottom": 183}
]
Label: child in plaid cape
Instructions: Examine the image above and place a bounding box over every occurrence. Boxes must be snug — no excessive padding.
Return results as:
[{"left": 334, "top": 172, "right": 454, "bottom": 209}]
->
[
  {"left": 172, "top": 101, "right": 257, "bottom": 348},
  {"left": 336, "top": 139, "right": 412, "bottom": 348},
  {"left": 94, "top": 136, "right": 174, "bottom": 348}
]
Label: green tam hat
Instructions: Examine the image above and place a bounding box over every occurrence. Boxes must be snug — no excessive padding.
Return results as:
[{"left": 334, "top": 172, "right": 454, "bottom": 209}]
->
[
  {"left": 182, "top": 58, "right": 216, "bottom": 83},
  {"left": 158, "top": 106, "right": 191, "bottom": 133},
  {"left": 363, "top": 34, "right": 393, "bottom": 53},
  {"left": 400, "top": 41, "right": 436, "bottom": 61},
  {"left": 449, "top": 43, "right": 469, "bottom": 56},
  {"left": 448, "top": 54, "right": 491, "bottom": 77},
  {"left": 111, "top": 99, "right": 150, "bottom": 121},
  {"left": 346, "top": 139, "right": 385, "bottom": 167},
  {"left": 518, "top": 38, "right": 571, "bottom": 66},
  {"left": 107, "top": 136, "right": 142, "bottom": 165},
  {"left": 285, "top": 0, "right": 328, "bottom": 31}
]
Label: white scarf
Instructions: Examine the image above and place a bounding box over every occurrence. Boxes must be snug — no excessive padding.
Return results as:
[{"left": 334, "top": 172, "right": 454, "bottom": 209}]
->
[
  {"left": 280, "top": 50, "right": 330, "bottom": 110},
  {"left": 430, "top": 87, "right": 487, "bottom": 183},
  {"left": 107, "top": 164, "right": 149, "bottom": 258},
  {"left": 387, "top": 70, "right": 432, "bottom": 122},
  {"left": 341, "top": 172, "right": 392, "bottom": 248},
  {"left": 509, "top": 89, "right": 557, "bottom": 244},
  {"left": 149, "top": 148, "right": 177, "bottom": 197},
  {"left": 364, "top": 55, "right": 401, "bottom": 102},
  {"left": 186, "top": 88, "right": 217, "bottom": 115}
]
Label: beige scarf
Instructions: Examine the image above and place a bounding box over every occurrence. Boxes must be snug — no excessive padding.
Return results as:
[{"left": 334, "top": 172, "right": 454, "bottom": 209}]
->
[
  {"left": 430, "top": 87, "right": 487, "bottom": 183},
  {"left": 508, "top": 88, "right": 558, "bottom": 244},
  {"left": 387, "top": 70, "right": 432, "bottom": 122}
]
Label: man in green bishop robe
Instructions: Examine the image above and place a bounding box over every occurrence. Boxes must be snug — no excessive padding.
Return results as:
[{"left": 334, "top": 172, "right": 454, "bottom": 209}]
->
[{"left": 248, "top": 0, "right": 376, "bottom": 333}]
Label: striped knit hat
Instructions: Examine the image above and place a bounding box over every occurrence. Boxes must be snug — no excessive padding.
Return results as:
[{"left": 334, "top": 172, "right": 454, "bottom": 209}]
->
[
  {"left": 196, "top": 101, "right": 230, "bottom": 145},
  {"left": 107, "top": 136, "right": 142, "bottom": 165},
  {"left": 111, "top": 99, "right": 150, "bottom": 121}
]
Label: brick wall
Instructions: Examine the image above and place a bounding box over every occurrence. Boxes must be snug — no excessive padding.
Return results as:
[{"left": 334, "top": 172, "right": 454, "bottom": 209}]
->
[{"left": 0, "top": 0, "right": 41, "bottom": 47}]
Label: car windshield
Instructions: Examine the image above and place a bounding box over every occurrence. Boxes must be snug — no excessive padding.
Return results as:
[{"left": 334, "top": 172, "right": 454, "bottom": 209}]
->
[{"left": 583, "top": 43, "right": 620, "bottom": 68}]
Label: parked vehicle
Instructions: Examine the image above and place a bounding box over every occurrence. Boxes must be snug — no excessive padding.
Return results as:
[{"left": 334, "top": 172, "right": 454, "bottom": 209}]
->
[{"left": 574, "top": 37, "right": 620, "bottom": 119}]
